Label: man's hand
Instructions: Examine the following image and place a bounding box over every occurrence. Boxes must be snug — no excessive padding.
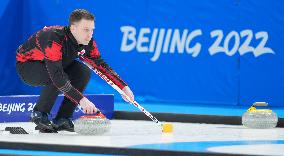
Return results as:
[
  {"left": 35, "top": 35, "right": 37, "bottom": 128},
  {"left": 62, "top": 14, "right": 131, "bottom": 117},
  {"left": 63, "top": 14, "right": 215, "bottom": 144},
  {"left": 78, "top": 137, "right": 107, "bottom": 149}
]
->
[
  {"left": 121, "top": 86, "right": 134, "bottom": 102},
  {"left": 79, "top": 97, "right": 98, "bottom": 114}
]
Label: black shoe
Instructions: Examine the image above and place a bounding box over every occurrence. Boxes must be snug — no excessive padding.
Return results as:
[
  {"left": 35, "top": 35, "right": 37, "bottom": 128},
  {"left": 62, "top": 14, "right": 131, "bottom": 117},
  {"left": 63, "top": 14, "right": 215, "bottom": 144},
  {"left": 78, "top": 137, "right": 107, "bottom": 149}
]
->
[
  {"left": 35, "top": 125, "right": 58, "bottom": 133},
  {"left": 53, "top": 118, "right": 74, "bottom": 132},
  {"left": 31, "top": 111, "right": 56, "bottom": 132}
]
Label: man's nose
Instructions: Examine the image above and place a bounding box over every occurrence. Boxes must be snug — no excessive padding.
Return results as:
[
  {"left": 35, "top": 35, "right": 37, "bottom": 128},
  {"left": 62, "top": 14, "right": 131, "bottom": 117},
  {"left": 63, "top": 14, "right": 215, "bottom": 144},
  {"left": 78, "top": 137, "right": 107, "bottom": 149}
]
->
[
  {"left": 87, "top": 33, "right": 92, "bottom": 39},
  {"left": 89, "top": 30, "right": 93, "bottom": 37}
]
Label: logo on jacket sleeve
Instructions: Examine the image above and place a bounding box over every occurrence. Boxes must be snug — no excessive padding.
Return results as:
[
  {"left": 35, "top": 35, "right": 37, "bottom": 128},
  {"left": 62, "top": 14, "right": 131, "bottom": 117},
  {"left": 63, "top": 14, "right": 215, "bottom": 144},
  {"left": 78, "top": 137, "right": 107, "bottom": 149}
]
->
[{"left": 78, "top": 49, "right": 86, "bottom": 56}]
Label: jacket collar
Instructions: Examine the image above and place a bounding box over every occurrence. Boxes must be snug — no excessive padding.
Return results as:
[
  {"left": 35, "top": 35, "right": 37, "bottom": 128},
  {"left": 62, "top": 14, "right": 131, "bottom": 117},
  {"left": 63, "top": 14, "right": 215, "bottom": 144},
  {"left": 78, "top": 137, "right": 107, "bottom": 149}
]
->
[{"left": 64, "top": 26, "right": 79, "bottom": 46}]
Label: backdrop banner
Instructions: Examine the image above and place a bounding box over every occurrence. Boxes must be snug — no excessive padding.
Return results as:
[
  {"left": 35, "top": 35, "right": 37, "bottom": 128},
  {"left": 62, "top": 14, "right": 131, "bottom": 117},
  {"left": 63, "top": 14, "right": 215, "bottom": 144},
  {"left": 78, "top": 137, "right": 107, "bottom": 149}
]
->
[
  {"left": 0, "top": 94, "right": 114, "bottom": 122},
  {"left": 1, "top": 0, "right": 283, "bottom": 106}
]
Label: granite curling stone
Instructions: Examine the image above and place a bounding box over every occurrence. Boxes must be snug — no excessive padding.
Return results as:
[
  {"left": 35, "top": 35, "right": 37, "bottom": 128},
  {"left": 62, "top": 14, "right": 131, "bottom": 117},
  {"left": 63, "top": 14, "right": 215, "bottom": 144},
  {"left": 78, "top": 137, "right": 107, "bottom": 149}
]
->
[
  {"left": 242, "top": 102, "right": 278, "bottom": 129},
  {"left": 74, "top": 113, "right": 111, "bottom": 135}
]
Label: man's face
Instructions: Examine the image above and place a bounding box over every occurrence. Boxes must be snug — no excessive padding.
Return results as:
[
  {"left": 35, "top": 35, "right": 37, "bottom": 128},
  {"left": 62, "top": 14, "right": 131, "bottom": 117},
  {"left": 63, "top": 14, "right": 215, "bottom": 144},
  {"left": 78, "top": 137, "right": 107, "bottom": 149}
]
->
[{"left": 70, "top": 19, "right": 95, "bottom": 45}]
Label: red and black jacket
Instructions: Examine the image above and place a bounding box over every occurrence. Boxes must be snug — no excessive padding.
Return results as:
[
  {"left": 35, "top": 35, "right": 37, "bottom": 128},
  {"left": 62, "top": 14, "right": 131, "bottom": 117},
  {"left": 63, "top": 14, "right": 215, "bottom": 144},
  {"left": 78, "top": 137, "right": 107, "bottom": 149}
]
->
[{"left": 16, "top": 26, "right": 127, "bottom": 104}]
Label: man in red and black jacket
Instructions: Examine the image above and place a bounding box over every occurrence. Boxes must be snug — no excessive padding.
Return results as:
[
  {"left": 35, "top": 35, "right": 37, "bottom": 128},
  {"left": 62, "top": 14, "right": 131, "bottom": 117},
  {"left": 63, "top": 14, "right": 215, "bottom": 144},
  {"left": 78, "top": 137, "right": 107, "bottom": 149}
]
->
[{"left": 16, "top": 9, "right": 134, "bottom": 132}]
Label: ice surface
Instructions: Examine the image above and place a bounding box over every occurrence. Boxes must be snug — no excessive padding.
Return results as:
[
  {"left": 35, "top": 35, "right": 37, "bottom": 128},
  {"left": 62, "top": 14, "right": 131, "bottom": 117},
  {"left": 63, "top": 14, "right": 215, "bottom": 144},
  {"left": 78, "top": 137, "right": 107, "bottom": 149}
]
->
[{"left": 0, "top": 119, "right": 284, "bottom": 155}]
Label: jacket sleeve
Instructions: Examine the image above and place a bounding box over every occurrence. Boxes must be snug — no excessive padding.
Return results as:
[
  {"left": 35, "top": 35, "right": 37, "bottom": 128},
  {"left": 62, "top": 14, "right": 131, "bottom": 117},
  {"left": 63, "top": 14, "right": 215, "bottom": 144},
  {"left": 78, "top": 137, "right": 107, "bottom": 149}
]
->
[
  {"left": 41, "top": 32, "right": 84, "bottom": 104},
  {"left": 84, "top": 41, "right": 127, "bottom": 90}
]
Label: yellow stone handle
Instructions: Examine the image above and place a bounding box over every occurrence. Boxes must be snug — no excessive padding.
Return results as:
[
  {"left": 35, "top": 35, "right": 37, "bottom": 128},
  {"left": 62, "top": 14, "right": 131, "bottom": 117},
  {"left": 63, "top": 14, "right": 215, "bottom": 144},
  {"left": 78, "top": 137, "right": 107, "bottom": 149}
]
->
[{"left": 247, "top": 102, "right": 272, "bottom": 113}]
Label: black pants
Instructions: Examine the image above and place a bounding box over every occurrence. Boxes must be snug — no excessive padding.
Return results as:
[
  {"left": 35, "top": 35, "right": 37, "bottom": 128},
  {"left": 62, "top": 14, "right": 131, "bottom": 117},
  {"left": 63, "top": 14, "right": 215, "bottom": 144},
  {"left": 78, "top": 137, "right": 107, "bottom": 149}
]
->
[{"left": 16, "top": 61, "right": 90, "bottom": 119}]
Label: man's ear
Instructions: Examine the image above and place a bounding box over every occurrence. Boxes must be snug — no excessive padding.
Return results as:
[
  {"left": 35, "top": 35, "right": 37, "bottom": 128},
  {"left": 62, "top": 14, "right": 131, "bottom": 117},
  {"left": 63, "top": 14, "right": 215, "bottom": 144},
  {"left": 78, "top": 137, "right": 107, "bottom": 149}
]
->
[
  {"left": 70, "top": 25, "right": 74, "bottom": 31},
  {"left": 70, "top": 24, "right": 76, "bottom": 31}
]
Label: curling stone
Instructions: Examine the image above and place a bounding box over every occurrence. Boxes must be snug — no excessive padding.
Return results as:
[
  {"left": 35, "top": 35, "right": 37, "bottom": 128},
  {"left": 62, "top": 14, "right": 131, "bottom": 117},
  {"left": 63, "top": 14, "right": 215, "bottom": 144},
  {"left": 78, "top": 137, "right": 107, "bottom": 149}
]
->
[
  {"left": 74, "top": 113, "right": 111, "bottom": 135},
  {"left": 242, "top": 102, "right": 278, "bottom": 129}
]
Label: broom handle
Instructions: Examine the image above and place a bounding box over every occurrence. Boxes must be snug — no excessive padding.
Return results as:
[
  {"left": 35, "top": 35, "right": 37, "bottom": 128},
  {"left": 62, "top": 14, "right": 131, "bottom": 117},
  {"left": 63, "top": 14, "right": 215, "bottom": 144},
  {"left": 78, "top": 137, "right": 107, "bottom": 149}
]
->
[{"left": 79, "top": 56, "right": 162, "bottom": 127}]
